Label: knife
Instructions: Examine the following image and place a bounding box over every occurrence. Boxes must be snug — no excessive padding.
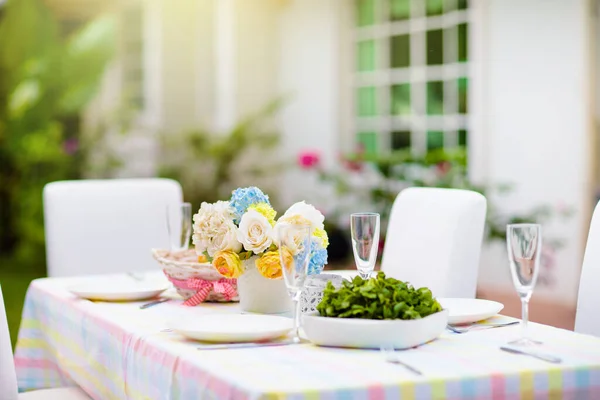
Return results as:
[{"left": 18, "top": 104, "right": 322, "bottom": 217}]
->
[
  {"left": 139, "top": 298, "right": 170, "bottom": 309},
  {"left": 197, "top": 340, "right": 295, "bottom": 350},
  {"left": 500, "top": 346, "right": 562, "bottom": 364}
]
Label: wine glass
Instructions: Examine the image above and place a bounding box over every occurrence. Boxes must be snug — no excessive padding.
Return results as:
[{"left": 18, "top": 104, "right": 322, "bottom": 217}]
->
[
  {"left": 506, "top": 223, "right": 542, "bottom": 346},
  {"left": 166, "top": 202, "right": 192, "bottom": 251},
  {"left": 350, "top": 213, "right": 380, "bottom": 280},
  {"left": 278, "top": 223, "right": 312, "bottom": 344}
]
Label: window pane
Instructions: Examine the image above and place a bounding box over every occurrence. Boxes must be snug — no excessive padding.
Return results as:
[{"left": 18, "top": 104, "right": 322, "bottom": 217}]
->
[
  {"left": 426, "top": 0, "right": 444, "bottom": 16},
  {"left": 426, "top": 29, "right": 443, "bottom": 65},
  {"left": 390, "top": 34, "right": 410, "bottom": 68},
  {"left": 458, "top": 23, "right": 468, "bottom": 62},
  {"left": 357, "top": 87, "right": 377, "bottom": 116},
  {"left": 427, "top": 131, "right": 444, "bottom": 150},
  {"left": 458, "top": 129, "right": 467, "bottom": 146},
  {"left": 390, "top": 0, "right": 410, "bottom": 21},
  {"left": 357, "top": 40, "right": 376, "bottom": 72},
  {"left": 391, "top": 84, "right": 411, "bottom": 115},
  {"left": 427, "top": 81, "right": 444, "bottom": 115},
  {"left": 391, "top": 131, "right": 411, "bottom": 150},
  {"left": 356, "top": 0, "right": 376, "bottom": 26},
  {"left": 444, "top": 0, "right": 456, "bottom": 12},
  {"left": 458, "top": 77, "right": 468, "bottom": 114},
  {"left": 358, "top": 132, "right": 378, "bottom": 155},
  {"left": 458, "top": 0, "right": 468, "bottom": 10}
]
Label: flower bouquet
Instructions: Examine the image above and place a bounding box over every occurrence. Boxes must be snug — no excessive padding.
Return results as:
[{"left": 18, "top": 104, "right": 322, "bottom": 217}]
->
[{"left": 193, "top": 186, "right": 329, "bottom": 313}]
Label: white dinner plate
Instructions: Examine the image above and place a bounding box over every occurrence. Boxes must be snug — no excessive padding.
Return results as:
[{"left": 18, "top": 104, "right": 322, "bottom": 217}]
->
[
  {"left": 69, "top": 281, "right": 169, "bottom": 301},
  {"left": 327, "top": 270, "right": 359, "bottom": 280},
  {"left": 438, "top": 298, "right": 504, "bottom": 324},
  {"left": 303, "top": 309, "right": 448, "bottom": 349},
  {"left": 169, "top": 314, "right": 293, "bottom": 343}
]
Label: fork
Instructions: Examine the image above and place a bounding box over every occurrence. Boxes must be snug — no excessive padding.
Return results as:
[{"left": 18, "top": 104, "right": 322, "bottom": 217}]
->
[
  {"left": 447, "top": 321, "right": 519, "bottom": 334},
  {"left": 380, "top": 346, "right": 423, "bottom": 375}
]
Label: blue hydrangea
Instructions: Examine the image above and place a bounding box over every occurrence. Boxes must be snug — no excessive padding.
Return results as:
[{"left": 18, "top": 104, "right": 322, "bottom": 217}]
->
[
  {"left": 229, "top": 187, "right": 270, "bottom": 224},
  {"left": 308, "top": 241, "right": 328, "bottom": 275}
]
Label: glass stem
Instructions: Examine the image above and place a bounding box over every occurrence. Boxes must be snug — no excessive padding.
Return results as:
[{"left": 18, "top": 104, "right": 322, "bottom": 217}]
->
[
  {"left": 292, "top": 295, "right": 301, "bottom": 343},
  {"left": 521, "top": 298, "right": 529, "bottom": 340}
]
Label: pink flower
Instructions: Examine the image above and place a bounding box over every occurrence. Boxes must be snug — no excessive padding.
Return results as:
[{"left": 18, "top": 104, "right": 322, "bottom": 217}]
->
[
  {"left": 436, "top": 161, "right": 451, "bottom": 176},
  {"left": 63, "top": 138, "right": 79, "bottom": 155},
  {"left": 298, "top": 150, "right": 320, "bottom": 169}
]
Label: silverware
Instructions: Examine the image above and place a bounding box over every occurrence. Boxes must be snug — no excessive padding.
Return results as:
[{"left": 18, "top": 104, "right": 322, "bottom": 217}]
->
[
  {"left": 500, "top": 345, "right": 562, "bottom": 364},
  {"left": 197, "top": 340, "right": 295, "bottom": 350},
  {"left": 447, "top": 321, "right": 519, "bottom": 334},
  {"left": 139, "top": 298, "right": 170, "bottom": 309},
  {"left": 380, "top": 346, "right": 423, "bottom": 375}
]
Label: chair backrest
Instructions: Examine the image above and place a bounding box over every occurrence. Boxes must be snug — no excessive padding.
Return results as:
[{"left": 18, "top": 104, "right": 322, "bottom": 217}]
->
[
  {"left": 44, "top": 178, "right": 183, "bottom": 277},
  {"left": 575, "top": 200, "right": 600, "bottom": 336},
  {"left": 0, "top": 286, "right": 19, "bottom": 400},
  {"left": 380, "top": 187, "right": 487, "bottom": 298}
]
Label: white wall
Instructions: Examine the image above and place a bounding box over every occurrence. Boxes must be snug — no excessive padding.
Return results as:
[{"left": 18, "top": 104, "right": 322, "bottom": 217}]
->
[
  {"left": 278, "top": 0, "right": 345, "bottom": 207},
  {"left": 474, "top": 0, "right": 595, "bottom": 304}
]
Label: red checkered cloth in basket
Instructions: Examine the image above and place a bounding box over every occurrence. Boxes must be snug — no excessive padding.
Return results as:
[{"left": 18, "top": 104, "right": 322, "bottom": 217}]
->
[{"left": 165, "top": 273, "right": 237, "bottom": 306}]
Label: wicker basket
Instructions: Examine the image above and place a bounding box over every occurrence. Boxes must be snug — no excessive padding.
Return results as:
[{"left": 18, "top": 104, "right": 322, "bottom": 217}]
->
[{"left": 151, "top": 248, "right": 239, "bottom": 303}]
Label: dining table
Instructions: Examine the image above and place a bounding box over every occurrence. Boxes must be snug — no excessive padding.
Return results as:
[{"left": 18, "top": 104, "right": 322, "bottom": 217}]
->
[{"left": 14, "top": 271, "right": 600, "bottom": 399}]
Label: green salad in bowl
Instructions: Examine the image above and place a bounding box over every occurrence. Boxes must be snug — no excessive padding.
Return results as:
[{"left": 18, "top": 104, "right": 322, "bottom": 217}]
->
[
  {"left": 316, "top": 271, "right": 443, "bottom": 320},
  {"left": 304, "top": 272, "right": 448, "bottom": 349}
]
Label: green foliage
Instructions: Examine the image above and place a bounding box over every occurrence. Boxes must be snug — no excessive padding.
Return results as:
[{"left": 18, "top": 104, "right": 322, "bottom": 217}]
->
[
  {"left": 0, "top": 0, "right": 115, "bottom": 272},
  {"left": 317, "top": 271, "right": 442, "bottom": 320},
  {"left": 158, "top": 98, "right": 286, "bottom": 212},
  {"left": 317, "top": 147, "right": 572, "bottom": 245}
]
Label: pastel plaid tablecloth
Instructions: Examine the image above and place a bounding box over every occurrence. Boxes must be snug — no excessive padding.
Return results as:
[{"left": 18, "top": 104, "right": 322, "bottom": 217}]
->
[{"left": 13, "top": 273, "right": 600, "bottom": 399}]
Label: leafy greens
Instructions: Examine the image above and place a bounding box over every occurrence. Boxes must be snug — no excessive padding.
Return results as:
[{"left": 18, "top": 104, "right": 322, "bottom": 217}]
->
[{"left": 316, "top": 271, "right": 442, "bottom": 320}]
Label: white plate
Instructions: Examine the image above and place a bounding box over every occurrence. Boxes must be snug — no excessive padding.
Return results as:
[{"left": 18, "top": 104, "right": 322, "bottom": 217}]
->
[
  {"left": 302, "top": 309, "right": 448, "bottom": 349},
  {"left": 438, "top": 298, "right": 504, "bottom": 324},
  {"left": 70, "top": 281, "right": 169, "bottom": 301},
  {"left": 326, "top": 270, "right": 360, "bottom": 280},
  {"left": 169, "top": 314, "right": 293, "bottom": 342}
]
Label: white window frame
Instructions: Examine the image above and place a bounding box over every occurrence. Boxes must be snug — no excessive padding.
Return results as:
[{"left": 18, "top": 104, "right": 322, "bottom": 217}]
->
[{"left": 352, "top": 0, "right": 471, "bottom": 156}]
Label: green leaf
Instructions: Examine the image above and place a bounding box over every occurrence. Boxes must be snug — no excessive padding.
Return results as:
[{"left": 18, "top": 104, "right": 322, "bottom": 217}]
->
[{"left": 316, "top": 271, "right": 442, "bottom": 320}]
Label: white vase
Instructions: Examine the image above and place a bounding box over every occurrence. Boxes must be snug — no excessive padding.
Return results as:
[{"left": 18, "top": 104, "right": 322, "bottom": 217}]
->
[{"left": 237, "top": 257, "right": 292, "bottom": 314}]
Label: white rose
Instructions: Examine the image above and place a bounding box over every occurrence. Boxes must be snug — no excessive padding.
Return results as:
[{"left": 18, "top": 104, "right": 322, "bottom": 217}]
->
[
  {"left": 236, "top": 210, "right": 273, "bottom": 254},
  {"left": 207, "top": 220, "right": 242, "bottom": 256},
  {"left": 193, "top": 201, "right": 242, "bottom": 257},
  {"left": 280, "top": 201, "right": 325, "bottom": 230},
  {"left": 272, "top": 221, "right": 309, "bottom": 255}
]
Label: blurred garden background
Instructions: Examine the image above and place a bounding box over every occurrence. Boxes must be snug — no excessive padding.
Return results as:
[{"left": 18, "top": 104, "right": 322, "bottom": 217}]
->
[{"left": 1, "top": 0, "right": 598, "bottom": 347}]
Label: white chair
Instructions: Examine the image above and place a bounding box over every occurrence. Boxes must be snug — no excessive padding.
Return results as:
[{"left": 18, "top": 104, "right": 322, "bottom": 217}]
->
[
  {"left": 44, "top": 178, "right": 183, "bottom": 277},
  {"left": 330, "top": 187, "right": 487, "bottom": 298},
  {"left": 0, "top": 286, "right": 89, "bottom": 399},
  {"left": 575, "top": 201, "right": 600, "bottom": 336},
  {"left": 380, "top": 187, "right": 487, "bottom": 298}
]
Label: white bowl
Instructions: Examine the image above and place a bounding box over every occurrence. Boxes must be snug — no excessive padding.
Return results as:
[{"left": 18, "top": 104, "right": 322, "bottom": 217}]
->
[{"left": 302, "top": 309, "right": 449, "bottom": 349}]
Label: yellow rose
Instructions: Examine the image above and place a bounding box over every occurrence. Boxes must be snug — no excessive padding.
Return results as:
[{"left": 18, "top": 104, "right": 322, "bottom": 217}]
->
[
  {"left": 255, "top": 250, "right": 290, "bottom": 279},
  {"left": 248, "top": 203, "right": 277, "bottom": 226},
  {"left": 213, "top": 250, "right": 243, "bottom": 279},
  {"left": 313, "top": 228, "right": 329, "bottom": 248}
]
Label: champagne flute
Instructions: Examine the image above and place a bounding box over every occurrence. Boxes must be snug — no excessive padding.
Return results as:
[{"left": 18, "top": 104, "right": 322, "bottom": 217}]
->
[
  {"left": 166, "top": 202, "right": 192, "bottom": 251},
  {"left": 350, "top": 213, "right": 380, "bottom": 280},
  {"left": 506, "top": 223, "right": 542, "bottom": 346},
  {"left": 279, "top": 223, "right": 312, "bottom": 344}
]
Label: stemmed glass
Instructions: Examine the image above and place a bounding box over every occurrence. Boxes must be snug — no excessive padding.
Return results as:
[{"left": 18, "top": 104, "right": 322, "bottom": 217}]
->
[
  {"left": 278, "top": 224, "right": 312, "bottom": 344},
  {"left": 350, "top": 213, "right": 380, "bottom": 280},
  {"left": 166, "top": 202, "right": 192, "bottom": 251},
  {"left": 506, "top": 223, "right": 542, "bottom": 346}
]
